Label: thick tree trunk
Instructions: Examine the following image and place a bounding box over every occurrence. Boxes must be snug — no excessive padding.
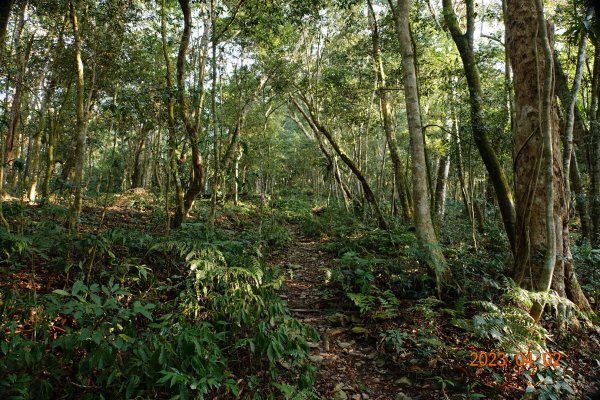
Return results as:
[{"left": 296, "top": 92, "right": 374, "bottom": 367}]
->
[
  {"left": 442, "top": 0, "right": 516, "bottom": 255},
  {"left": 507, "top": 0, "right": 590, "bottom": 316},
  {"left": 389, "top": 0, "right": 450, "bottom": 297}
]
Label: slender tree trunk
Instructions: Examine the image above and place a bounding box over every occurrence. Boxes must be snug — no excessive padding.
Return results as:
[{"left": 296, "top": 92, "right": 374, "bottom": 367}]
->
[
  {"left": 131, "top": 131, "right": 147, "bottom": 189},
  {"left": 292, "top": 97, "right": 387, "bottom": 228},
  {"left": 159, "top": 0, "right": 185, "bottom": 229},
  {"left": 389, "top": 0, "right": 450, "bottom": 297},
  {"left": 589, "top": 45, "right": 600, "bottom": 247},
  {"left": 368, "top": 0, "right": 411, "bottom": 221},
  {"left": 172, "top": 0, "right": 208, "bottom": 228},
  {"left": 68, "top": 0, "right": 88, "bottom": 232},
  {"left": 434, "top": 150, "right": 451, "bottom": 221},
  {"left": 290, "top": 112, "right": 355, "bottom": 208},
  {"left": 4, "top": 31, "right": 34, "bottom": 172},
  {"left": 28, "top": 79, "right": 55, "bottom": 202},
  {"left": 442, "top": 0, "right": 516, "bottom": 255},
  {"left": 561, "top": 8, "right": 592, "bottom": 213}
]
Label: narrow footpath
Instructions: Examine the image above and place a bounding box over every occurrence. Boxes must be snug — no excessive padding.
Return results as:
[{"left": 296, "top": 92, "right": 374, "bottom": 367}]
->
[{"left": 270, "top": 227, "right": 408, "bottom": 400}]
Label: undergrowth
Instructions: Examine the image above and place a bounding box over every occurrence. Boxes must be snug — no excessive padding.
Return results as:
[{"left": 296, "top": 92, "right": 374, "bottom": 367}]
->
[{"left": 0, "top": 200, "right": 317, "bottom": 400}]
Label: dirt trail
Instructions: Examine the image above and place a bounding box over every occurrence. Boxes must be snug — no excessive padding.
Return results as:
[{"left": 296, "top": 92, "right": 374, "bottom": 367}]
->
[{"left": 270, "top": 227, "right": 406, "bottom": 400}]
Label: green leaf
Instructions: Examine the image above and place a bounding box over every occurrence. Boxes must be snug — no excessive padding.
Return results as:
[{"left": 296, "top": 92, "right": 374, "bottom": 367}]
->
[
  {"left": 53, "top": 289, "right": 70, "bottom": 296},
  {"left": 72, "top": 280, "right": 86, "bottom": 296},
  {"left": 133, "top": 301, "right": 153, "bottom": 320}
]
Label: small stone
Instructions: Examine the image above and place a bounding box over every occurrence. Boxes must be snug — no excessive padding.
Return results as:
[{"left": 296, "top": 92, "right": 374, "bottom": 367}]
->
[
  {"left": 309, "top": 355, "right": 323, "bottom": 363},
  {"left": 351, "top": 326, "right": 370, "bottom": 334},
  {"left": 361, "top": 394, "right": 370, "bottom": 399},
  {"left": 351, "top": 394, "right": 361, "bottom": 400},
  {"left": 332, "top": 390, "right": 348, "bottom": 400},
  {"left": 409, "top": 358, "right": 419, "bottom": 365},
  {"left": 395, "top": 393, "right": 412, "bottom": 400},
  {"left": 337, "top": 340, "right": 354, "bottom": 349},
  {"left": 395, "top": 377, "right": 412, "bottom": 386}
]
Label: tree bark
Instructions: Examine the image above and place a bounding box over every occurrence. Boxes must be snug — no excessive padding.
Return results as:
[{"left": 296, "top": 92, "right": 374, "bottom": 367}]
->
[
  {"left": 171, "top": 0, "right": 206, "bottom": 228},
  {"left": 368, "top": 0, "right": 411, "bottom": 221},
  {"left": 589, "top": 44, "right": 600, "bottom": 247},
  {"left": 388, "top": 0, "right": 450, "bottom": 297},
  {"left": 442, "top": 0, "right": 517, "bottom": 255},
  {"left": 159, "top": 0, "right": 185, "bottom": 230},
  {"left": 507, "top": 0, "right": 591, "bottom": 316},
  {"left": 68, "top": 0, "right": 88, "bottom": 232}
]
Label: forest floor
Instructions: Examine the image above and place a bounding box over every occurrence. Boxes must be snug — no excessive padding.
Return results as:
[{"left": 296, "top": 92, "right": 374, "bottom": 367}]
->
[
  {"left": 270, "top": 226, "right": 421, "bottom": 400},
  {"left": 2, "top": 192, "right": 600, "bottom": 399}
]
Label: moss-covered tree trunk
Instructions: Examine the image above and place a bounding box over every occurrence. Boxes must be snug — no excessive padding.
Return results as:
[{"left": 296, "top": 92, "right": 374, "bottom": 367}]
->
[
  {"left": 442, "top": 0, "right": 516, "bottom": 255},
  {"left": 68, "top": 0, "right": 88, "bottom": 233}
]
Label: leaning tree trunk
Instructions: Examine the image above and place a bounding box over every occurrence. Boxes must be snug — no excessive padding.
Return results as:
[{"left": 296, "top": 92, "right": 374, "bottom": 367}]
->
[
  {"left": 442, "top": 0, "right": 516, "bottom": 255},
  {"left": 292, "top": 97, "right": 387, "bottom": 229},
  {"left": 388, "top": 0, "right": 450, "bottom": 298},
  {"left": 506, "top": 0, "right": 591, "bottom": 318}
]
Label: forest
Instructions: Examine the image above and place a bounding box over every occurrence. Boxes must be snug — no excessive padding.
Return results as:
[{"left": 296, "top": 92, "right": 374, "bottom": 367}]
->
[{"left": 0, "top": 0, "right": 599, "bottom": 398}]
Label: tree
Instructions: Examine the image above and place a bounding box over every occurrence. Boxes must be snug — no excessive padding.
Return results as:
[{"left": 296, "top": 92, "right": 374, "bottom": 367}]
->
[
  {"left": 388, "top": 0, "right": 450, "bottom": 297},
  {"left": 442, "top": 0, "right": 516, "bottom": 254},
  {"left": 68, "top": 0, "right": 89, "bottom": 232},
  {"left": 506, "top": 0, "right": 590, "bottom": 319}
]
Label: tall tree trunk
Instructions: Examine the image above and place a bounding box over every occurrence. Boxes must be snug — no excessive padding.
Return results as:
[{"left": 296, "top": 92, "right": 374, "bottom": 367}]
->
[
  {"left": 555, "top": 57, "right": 592, "bottom": 242},
  {"left": 368, "top": 0, "right": 411, "bottom": 221},
  {"left": 172, "top": 0, "right": 207, "bottom": 228},
  {"left": 68, "top": 0, "right": 88, "bottom": 233},
  {"left": 434, "top": 148, "right": 451, "bottom": 221},
  {"left": 560, "top": 8, "right": 592, "bottom": 213},
  {"left": 507, "top": 0, "right": 590, "bottom": 318},
  {"left": 159, "top": 0, "right": 185, "bottom": 230},
  {"left": 131, "top": 130, "right": 147, "bottom": 189},
  {"left": 28, "top": 78, "right": 55, "bottom": 202},
  {"left": 292, "top": 97, "right": 387, "bottom": 229},
  {"left": 4, "top": 28, "right": 34, "bottom": 175},
  {"left": 388, "top": 0, "right": 450, "bottom": 297},
  {"left": 590, "top": 44, "right": 600, "bottom": 247},
  {"left": 442, "top": 0, "right": 516, "bottom": 255}
]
